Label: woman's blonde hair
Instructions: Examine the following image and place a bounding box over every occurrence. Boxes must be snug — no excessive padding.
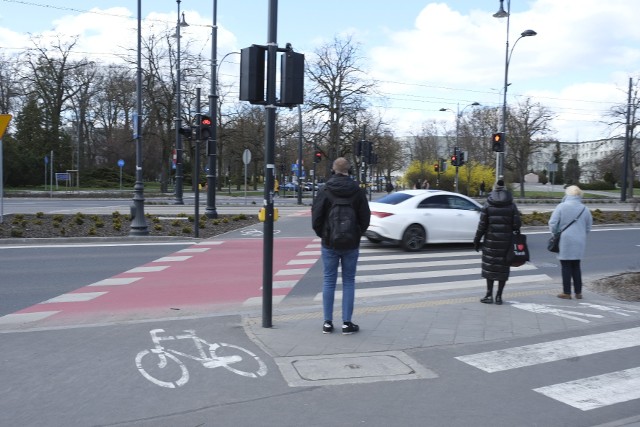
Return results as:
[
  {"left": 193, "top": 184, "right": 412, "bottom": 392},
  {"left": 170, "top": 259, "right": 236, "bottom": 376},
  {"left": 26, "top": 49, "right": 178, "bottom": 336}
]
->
[{"left": 565, "top": 185, "right": 583, "bottom": 196}]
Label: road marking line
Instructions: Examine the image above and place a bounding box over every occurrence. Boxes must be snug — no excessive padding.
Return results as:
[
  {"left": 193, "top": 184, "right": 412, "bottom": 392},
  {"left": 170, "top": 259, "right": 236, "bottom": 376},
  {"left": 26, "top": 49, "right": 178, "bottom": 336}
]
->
[
  {"left": 126, "top": 266, "right": 169, "bottom": 273},
  {"left": 153, "top": 255, "right": 192, "bottom": 262},
  {"left": 533, "top": 367, "right": 640, "bottom": 411},
  {"left": 273, "top": 280, "right": 297, "bottom": 289},
  {"left": 314, "top": 274, "right": 551, "bottom": 301},
  {"left": 298, "top": 250, "right": 321, "bottom": 256},
  {"left": 42, "top": 292, "right": 107, "bottom": 303},
  {"left": 360, "top": 251, "right": 478, "bottom": 261},
  {"left": 177, "top": 247, "right": 210, "bottom": 253},
  {"left": 0, "top": 311, "right": 60, "bottom": 324},
  {"left": 287, "top": 259, "right": 318, "bottom": 265},
  {"left": 195, "top": 241, "right": 224, "bottom": 246},
  {"left": 275, "top": 268, "right": 310, "bottom": 276},
  {"left": 455, "top": 327, "right": 640, "bottom": 373},
  {"left": 305, "top": 243, "right": 321, "bottom": 249},
  {"left": 511, "top": 302, "right": 604, "bottom": 323},
  {"left": 89, "top": 277, "right": 142, "bottom": 286}
]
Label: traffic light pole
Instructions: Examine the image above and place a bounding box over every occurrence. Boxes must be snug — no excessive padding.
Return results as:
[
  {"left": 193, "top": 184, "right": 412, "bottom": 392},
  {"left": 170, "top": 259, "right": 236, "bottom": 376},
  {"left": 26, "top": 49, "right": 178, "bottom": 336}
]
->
[{"left": 205, "top": 0, "right": 219, "bottom": 219}]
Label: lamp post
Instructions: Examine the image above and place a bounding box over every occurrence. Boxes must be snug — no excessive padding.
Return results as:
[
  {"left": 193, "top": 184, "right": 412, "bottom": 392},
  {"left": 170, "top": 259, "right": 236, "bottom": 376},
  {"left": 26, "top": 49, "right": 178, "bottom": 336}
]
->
[
  {"left": 130, "top": 0, "right": 148, "bottom": 235},
  {"left": 439, "top": 102, "right": 480, "bottom": 192},
  {"left": 206, "top": 41, "right": 240, "bottom": 218},
  {"left": 493, "top": 0, "right": 536, "bottom": 181},
  {"left": 173, "top": 1, "right": 189, "bottom": 205}
]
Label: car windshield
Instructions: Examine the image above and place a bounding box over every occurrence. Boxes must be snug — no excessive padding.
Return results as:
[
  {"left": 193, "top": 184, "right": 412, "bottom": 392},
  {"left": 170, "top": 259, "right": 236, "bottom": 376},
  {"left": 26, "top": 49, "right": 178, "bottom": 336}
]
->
[{"left": 375, "top": 193, "right": 414, "bottom": 205}]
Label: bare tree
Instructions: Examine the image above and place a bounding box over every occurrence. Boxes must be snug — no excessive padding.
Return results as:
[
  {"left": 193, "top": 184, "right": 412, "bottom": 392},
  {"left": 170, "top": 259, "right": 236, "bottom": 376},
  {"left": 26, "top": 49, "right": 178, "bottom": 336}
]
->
[
  {"left": 306, "top": 35, "right": 376, "bottom": 174},
  {"left": 607, "top": 78, "right": 640, "bottom": 199},
  {"left": 506, "top": 98, "right": 555, "bottom": 196}
]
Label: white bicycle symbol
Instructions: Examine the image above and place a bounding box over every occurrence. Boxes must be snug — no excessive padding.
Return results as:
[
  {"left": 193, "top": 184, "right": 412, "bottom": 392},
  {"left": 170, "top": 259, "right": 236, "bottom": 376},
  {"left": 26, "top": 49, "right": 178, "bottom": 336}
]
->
[
  {"left": 240, "top": 228, "right": 281, "bottom": 236},
  {"left": 135, "top": 328, "right": 268, "bottom": 388}
]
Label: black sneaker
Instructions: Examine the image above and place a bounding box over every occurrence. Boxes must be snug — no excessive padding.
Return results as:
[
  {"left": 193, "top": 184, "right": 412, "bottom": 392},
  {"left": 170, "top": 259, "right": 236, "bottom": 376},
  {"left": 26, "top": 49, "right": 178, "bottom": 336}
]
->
[
  {"left": 322, "top": 320, "right": 334, "bottom": 334},
  {"left": 342, "top": 321, "right": 359, "bottom": 335}
]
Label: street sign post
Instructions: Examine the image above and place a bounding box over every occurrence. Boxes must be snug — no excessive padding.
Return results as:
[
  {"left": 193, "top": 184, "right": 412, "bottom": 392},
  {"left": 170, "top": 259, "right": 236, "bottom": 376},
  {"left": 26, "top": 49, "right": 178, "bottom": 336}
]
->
[
  {"left": 243, "top": 149, "right": 251, "bottom": 203},
  {"left": 118, "top": 159, "right": 125, "bottom": 190},
  {"left": 0, "top": 114, "right": 12, "bottom": 224}
]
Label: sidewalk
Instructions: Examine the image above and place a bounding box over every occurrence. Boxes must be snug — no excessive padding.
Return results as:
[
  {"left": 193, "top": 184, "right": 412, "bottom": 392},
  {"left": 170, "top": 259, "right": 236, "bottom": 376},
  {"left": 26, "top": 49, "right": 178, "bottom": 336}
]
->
[{"left": 243, "top": 280, "right": 640, "bottom": 388}]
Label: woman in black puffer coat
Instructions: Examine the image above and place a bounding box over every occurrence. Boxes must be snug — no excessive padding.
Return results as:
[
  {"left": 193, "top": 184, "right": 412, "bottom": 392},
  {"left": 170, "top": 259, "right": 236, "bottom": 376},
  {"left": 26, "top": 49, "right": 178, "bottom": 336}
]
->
[{"left": 473, "top": 180, "right": 521, "bottom": 305}]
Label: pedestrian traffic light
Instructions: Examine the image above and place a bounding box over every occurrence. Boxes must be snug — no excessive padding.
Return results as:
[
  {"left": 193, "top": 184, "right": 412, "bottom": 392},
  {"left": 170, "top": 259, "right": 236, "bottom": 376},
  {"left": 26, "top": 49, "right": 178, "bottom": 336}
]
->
[
  {"left": 195, "top": 114, "right": 213, "bottom": 140},
  {"left": 434, "top": 163, "right": 439, "bottom": 173},
  {"left": 314, "top": 151, "right": 322, "bottom": 163},
  {"left": 451, "top": 154, "right": 458, "bottom": 166},
  {"left": 492, "top": 132, "right": 505, "bottom": 152},
  {"left": 178, "top": 126, "right": 192, "bottom": 140}
]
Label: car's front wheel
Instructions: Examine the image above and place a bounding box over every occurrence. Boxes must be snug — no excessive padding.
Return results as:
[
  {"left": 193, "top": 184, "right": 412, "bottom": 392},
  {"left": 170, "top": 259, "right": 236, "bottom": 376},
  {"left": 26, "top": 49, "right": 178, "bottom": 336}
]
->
[{"left": 401, "top": 224, "right": 425, "bottom": 252}]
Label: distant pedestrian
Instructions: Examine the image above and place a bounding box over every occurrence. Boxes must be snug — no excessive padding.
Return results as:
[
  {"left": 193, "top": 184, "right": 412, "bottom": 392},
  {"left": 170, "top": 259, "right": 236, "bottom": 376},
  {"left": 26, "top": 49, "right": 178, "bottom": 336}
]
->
[
  {"left": 312, "top": 157, "right": 371, "bottom": 334},
  {"left": 548, "top": 185, "right": 592, "bottom": 299},
  {"left": 385, "top": 182, "right": 394, "bottom": 194},
  {"left": 413, "top": 180, "right": 421, "bottom": 189},
  {"left": 479, "top": 181, "right": 486, "bottom": 196},
  {"left": 473, "top": 180, "right": 521, "bottom": 305},
  {"left": 422, "top": 179, "right": 430, "bottom": 189}
]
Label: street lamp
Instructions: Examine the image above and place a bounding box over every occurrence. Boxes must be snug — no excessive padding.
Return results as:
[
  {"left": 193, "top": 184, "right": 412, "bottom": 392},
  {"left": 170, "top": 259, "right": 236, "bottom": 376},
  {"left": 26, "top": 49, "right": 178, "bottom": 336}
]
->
[
  {"left": 493, "top": 0, "right": 537, "bottom": 181},
  {"left": 173, "top": 2, "right": 189, "bottom": 205},
  {"left": 439, "top": 102, "right": 480, "bottom": 192},
  {"left": 130, "top": 0, "right": 148, "bottom": 235}
]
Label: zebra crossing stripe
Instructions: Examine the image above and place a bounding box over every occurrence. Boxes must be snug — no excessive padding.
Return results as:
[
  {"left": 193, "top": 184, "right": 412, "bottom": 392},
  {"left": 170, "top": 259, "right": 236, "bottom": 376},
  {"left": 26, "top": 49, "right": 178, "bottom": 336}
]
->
[
  {"left": 315, "top": 274, "right": 551, "bottom": 301},
  {"left": 456, "top": 327, "right": 640, "bottom": 373},
  {"left": 533, "top": 367, "right": 640, "bottom": 411}
]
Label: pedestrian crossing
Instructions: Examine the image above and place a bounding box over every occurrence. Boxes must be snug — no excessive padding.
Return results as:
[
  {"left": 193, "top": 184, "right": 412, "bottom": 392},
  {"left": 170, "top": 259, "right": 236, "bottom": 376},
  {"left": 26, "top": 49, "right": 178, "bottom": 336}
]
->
[
  {"left": 310, "top": 240, "right": 553, "bottom": 301},
  {"left": 456, "top": 326, "right": 640, "bottom": 411}
]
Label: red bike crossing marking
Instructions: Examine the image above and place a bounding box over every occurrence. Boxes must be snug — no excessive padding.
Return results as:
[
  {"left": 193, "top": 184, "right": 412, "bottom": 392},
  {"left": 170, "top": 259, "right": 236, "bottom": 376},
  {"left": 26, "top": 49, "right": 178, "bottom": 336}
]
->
[{"left": 9, "top": 237, "right": 319, "bottom": 324}]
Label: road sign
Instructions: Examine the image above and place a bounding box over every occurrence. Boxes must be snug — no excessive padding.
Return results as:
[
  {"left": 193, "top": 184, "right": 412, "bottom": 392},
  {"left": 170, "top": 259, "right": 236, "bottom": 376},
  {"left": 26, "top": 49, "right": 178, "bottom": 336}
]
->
[
  {"left": 243, "top": 149, "right": 252, "bottom": 165},
  {"left": 0, "top": 114, "right": 12, "bottom": 139},
  {"left": 117, "top": 159, "right": 125, "bottom": 168}
]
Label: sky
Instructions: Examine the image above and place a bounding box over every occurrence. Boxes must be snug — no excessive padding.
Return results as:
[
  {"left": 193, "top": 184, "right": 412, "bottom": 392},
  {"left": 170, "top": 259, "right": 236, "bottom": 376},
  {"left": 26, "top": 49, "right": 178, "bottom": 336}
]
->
[{"left": 1, "top": 0, "right": 640, "bottom": 143}]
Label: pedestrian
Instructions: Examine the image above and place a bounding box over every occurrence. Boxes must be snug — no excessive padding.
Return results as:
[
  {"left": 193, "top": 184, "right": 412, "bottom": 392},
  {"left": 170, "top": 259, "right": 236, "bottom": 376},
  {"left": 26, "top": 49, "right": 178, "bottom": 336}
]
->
[
  {"left": 473, "top": 179, "right": 521, "bottom": 305},
  {"left": 312, "top": 157, "right": 371, "bottom": 334},
  {"left": 422, "top": 179, "right": 430, "bottom": 189},
  {"left": 479, "top": 181, "right": 486, "bottom": 196},
  {"left": 548, "top": 185, "right": 593, "bottom": 299},
  {"left": 274, "top": 178, "right": 280, "bottom": 197},
  {"left": 385, "top": 182, "right": 394, "bottom": 194}
]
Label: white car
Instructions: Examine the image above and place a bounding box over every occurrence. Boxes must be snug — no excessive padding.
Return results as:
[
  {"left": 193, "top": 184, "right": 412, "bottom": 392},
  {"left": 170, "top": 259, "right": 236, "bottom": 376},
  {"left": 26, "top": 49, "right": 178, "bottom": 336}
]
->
[{"left": 365, "top": 190, "right": 482, "bottom": 251}]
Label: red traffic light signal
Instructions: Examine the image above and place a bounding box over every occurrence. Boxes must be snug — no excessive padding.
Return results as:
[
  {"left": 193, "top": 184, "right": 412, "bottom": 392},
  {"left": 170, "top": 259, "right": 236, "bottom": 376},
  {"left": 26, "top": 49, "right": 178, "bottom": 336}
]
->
[
  {"left": 492, "top": 132, "right": 505, "bottom": 152},
  {"left": 314, "top": 151, "right": 322, "bottom": 163},
  {"left": 450, "top": 154, "right": 458, "bottom": 166},
  {"left": 434, "top": 163, "right": 439, "bottom": 173},
  {"left": 196, "top": 114, "right": 213, "bottom": 140}
]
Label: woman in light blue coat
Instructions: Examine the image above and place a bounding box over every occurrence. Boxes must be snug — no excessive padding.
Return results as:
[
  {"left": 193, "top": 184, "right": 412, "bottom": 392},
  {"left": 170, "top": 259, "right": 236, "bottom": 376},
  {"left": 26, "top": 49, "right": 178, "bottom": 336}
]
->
[{"left": 548, "top": 185, "right": 593, "bottom": 299}]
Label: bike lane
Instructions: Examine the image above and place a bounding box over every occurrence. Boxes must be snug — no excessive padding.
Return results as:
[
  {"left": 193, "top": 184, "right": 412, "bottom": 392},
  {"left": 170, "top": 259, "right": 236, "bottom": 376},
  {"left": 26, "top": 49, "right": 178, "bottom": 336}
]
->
[{"left": 1, "top": 235, "right": 319, "bottom": 327}]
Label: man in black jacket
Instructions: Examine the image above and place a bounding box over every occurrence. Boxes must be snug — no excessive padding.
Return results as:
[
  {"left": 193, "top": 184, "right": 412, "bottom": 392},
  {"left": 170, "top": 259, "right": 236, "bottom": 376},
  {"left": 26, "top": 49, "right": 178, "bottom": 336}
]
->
[{"left": 312, "top": 157, "right": 370, "bottom": 334}]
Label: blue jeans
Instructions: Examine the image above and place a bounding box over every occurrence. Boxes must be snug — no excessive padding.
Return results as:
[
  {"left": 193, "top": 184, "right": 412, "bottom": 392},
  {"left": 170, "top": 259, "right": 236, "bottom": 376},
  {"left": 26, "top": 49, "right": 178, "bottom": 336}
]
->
[{"left": 321, "top": 246, "right": 359, "bottom": 323}]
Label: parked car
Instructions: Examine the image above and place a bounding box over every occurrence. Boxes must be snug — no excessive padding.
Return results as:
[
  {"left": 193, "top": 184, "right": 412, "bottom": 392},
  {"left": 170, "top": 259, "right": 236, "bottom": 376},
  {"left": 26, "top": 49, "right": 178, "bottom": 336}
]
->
[
  {"left": 365, "top": 190, "right": 482, "bottom": 252},
  {"left": 282, "top": 182, "right": 298, "bottom": 191}
]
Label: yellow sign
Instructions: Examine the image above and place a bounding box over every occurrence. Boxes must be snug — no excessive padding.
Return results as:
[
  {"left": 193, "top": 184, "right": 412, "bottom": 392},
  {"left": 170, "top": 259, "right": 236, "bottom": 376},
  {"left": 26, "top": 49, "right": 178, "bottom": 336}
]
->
[{"left": 0, "top": 114, "right": 12, "bottom": 139}]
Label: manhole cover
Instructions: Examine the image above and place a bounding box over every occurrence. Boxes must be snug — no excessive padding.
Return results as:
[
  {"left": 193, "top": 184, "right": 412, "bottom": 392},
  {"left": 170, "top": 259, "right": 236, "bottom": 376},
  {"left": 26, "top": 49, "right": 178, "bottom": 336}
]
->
[{"left": 275, "top": 351, "right": 437, "bottom": 387}]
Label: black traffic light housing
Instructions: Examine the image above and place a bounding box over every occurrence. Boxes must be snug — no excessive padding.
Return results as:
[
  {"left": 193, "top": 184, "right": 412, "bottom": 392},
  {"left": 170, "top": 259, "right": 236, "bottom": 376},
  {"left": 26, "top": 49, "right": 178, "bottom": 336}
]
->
[
  {"left": 195, "top": 114, "right": 212, "bottom": 140},
  {"left": 434, "top": 163, "right": 439, "bottom": 173},
  {"left": 492, "top": 132, "right": 505, "bottom": 152},
  {"left": 178, "top": 126, "right": 192, "bottom": 140},
  {"left": 314, "top": 151, "right": 322, "bottom": 163}
]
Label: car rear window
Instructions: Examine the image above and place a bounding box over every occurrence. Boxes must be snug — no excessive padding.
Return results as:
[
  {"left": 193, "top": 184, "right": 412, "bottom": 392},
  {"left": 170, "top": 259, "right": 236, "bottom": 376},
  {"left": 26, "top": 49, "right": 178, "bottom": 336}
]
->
[{"left": 375, "top": 193, "right": 414, "bottom": 205}]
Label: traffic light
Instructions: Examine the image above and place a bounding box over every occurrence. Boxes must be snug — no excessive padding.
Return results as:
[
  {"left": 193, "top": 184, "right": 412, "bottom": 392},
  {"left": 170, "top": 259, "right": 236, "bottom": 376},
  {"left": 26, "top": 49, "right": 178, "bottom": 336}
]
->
[
  {"left": 178, "top": 126, "right": 192, "bottom": 140},
  {"left": 458, "top": 151, "right": 466, "bottom": 167},
  {"left": 434, "top": 163, "right": 439, "bottom": 173},
  {"left": 196, "top": 114, "right": 213, "bottom": 140},
  {"left": 492, "top": 132, "right": 505, "bottom": 152},
  {"left": 450, "top": 154, "right": 459, "bottom": 167},
  {"left": 439, "top": 158, "right": 448, "bottom": 172},
  {"left": 314, "top": 151, "right": 322, "bottom": 163}
]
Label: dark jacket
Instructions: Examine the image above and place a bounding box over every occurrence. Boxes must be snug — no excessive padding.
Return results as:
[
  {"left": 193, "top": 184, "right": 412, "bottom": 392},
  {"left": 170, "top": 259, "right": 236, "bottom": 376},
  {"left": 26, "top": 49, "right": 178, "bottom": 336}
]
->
[
  {"left": 474, "top": 186, "right": 521, "bottom": 281},
  {"left": 311, "top": 174, "right": 371, "bottom": 249}
]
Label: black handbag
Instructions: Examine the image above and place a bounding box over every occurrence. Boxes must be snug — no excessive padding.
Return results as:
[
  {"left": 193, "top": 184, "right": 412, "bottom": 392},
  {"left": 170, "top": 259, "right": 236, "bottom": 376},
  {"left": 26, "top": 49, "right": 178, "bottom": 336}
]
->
[
  {"left": 547, "top": 233, "right": 560, "bottom": 253},
  {"left": 548, "top": 207, "right": 586, "bottom": 253},
  {"left": 507, "top": 232, "right": 530, "bottom": 267}
]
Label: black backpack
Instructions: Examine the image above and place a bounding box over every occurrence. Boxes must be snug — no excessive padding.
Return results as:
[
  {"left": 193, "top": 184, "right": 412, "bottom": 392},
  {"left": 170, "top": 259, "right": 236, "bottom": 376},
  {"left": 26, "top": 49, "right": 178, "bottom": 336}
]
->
[{"left": 325, "top": 190, "right": 360, "bottom": 249}]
